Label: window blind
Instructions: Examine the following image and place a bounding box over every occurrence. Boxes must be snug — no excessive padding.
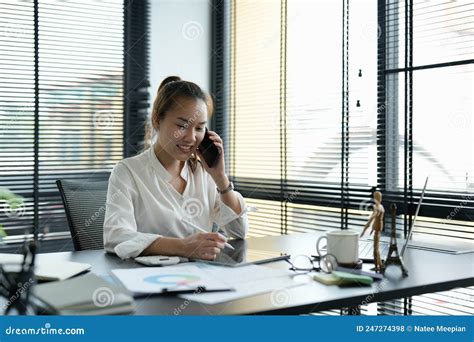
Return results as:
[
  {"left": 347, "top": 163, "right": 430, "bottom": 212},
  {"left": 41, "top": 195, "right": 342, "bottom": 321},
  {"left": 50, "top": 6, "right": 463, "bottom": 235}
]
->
[
  {"left": 212, "top": 0, "right": 374, "bottom": 315},
  {"left": 37, "top": 0, "right": 124, "bottom": 253},
  {"left": 0, "top": 0, "right": 149, "bottom": 253},
  {"left": 381, "top": 0, "right": 473, "bottom": 232},
  {"left": 225, "top": 0, "right": 285, "bottom": 236},
  {"left": 213, "top": 0, "right": 473, "bottom": 315},
  {"left": 0, "top": 0, "right": 36, "bottom": 243},
  {"left": 214, "top": 0, "right": 378, "bottom": 236},
  {"left": 377, "top": 0, "right": 473, "bottom": 316}
]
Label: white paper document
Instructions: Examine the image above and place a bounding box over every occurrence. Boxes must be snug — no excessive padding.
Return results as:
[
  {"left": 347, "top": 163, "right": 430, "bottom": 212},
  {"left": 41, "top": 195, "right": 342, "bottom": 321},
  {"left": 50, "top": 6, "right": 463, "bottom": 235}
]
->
[
  {"left": 111, "top": 264, "right": 233, "bottom": 295},
  {"left": 180, "top": 263, "right": 302, "bottom": 305}
]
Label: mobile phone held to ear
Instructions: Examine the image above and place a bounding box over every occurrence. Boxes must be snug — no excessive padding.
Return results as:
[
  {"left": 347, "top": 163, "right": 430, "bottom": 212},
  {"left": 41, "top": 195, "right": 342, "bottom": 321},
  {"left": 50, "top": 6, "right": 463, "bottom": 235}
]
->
[{"left": 198, "top": 128, "right": 221, "bottom": 168}]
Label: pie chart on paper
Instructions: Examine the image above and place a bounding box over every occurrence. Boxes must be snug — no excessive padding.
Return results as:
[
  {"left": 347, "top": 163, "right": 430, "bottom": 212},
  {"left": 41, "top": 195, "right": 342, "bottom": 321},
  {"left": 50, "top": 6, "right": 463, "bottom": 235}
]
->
[
  {"left": 111, "top": 265, "right": 231, "bottom": 294},
  {"left": 143, "top": 274, "right": 201, "bottom": 287}
]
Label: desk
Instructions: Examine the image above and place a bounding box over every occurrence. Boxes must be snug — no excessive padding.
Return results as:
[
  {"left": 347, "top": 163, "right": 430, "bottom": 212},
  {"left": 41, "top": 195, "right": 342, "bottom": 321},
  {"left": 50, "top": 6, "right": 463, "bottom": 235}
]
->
[{"left": 34, "top": 232, "right": 474, "bottom": 315}]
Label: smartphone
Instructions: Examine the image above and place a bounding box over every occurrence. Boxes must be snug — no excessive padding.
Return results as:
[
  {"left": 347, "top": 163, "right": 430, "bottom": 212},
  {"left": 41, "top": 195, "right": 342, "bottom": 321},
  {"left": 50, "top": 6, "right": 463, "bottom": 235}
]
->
[{"left": 198, "top": 128, "right": 221, "bottom": 167}]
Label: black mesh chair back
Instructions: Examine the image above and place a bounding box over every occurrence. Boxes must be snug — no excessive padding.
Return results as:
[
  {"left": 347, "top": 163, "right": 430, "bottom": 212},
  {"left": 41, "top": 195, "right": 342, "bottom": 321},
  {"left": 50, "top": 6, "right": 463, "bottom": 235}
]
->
[{"left": 56, "top": 179, "right": 108, "bottom": 251}]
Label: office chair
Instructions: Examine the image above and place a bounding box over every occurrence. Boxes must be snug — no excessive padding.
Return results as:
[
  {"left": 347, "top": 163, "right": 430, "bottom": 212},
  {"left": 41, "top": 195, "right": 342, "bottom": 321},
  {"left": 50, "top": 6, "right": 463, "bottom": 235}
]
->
[{"left": 56, "top": 179, "right": 109, "bottom": 251}]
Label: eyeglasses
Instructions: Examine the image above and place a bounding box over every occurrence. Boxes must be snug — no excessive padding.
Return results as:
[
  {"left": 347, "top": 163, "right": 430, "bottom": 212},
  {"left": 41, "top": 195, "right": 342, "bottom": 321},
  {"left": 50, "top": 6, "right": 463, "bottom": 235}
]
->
[{"left": 286, "top": 254, "right": 339, "bottom": 274}]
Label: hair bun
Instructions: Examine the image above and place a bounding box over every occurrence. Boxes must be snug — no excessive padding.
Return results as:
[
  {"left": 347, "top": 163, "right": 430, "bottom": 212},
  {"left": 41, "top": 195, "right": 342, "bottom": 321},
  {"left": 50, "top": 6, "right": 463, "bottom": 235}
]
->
[{"left": 158, "top": 76, "right": 181, "bottom": 92}]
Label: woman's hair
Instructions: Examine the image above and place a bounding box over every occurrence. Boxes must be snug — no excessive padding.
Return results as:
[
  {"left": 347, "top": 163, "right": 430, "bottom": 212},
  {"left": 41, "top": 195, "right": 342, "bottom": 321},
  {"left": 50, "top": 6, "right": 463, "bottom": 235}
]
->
[{"left": 145, "top": 76, "right": 214, "bottom": 172}]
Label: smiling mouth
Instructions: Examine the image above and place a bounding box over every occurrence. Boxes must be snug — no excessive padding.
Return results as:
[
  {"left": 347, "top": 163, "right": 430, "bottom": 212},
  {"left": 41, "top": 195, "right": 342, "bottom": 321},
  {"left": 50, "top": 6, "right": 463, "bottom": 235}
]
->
[{"left": 177, "top": 145, "right": 193, "bottom": 153}]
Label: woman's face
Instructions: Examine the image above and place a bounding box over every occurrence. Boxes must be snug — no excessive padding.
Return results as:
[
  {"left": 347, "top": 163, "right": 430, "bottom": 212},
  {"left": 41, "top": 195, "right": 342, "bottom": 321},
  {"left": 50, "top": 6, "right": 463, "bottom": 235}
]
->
[{"left": 155, "top": 97, "right": 208, "bottom": 161}]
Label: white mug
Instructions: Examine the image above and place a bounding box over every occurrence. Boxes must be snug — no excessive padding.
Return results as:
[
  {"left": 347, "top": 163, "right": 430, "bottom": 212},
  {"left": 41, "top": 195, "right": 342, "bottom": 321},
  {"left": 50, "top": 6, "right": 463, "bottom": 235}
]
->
[{"left": 316, "top": 230, "right": 359, "bottom": 265}]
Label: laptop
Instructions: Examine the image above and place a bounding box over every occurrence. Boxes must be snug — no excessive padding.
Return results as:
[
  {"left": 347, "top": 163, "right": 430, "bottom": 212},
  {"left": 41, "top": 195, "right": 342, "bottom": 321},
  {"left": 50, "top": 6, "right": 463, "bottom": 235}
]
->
[
  {"left": 359, "top": 177, "right": 429, "bottom": 261},
  {"left": 197, "top": 239, "right": 290, "bottom": 267}
]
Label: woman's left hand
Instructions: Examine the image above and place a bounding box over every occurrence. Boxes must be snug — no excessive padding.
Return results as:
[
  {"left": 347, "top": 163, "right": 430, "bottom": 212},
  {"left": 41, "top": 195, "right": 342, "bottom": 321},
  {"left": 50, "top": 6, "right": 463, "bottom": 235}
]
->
[{"left": 196, "top": 130, "right": 228, "bottom": 187}]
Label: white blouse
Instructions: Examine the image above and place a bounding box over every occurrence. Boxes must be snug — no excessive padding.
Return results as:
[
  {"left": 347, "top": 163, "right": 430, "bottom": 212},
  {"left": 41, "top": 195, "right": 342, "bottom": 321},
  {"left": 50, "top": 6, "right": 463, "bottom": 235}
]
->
[{"left": 103, "top": 148, "right": 249, "bottom": 259}]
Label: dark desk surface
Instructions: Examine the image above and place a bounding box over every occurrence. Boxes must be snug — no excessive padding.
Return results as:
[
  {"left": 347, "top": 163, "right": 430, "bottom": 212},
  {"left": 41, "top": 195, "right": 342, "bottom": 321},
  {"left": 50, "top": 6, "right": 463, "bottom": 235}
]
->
[{"left": 35, "top": 232, "right": 474, "bottom": 315}]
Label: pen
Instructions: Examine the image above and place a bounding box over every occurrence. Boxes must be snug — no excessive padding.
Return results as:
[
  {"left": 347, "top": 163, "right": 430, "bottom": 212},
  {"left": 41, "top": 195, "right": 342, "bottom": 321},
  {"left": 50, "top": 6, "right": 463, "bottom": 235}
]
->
[{"left": 181, "top": 218, "right": 235, "bottom": 250}]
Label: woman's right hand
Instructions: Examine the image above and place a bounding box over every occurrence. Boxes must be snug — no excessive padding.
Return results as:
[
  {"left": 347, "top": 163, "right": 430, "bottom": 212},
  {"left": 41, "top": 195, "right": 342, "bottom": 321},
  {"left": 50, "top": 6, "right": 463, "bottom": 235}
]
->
[{"left": 181, "top": 232, "right": 227, "bottom": 260}]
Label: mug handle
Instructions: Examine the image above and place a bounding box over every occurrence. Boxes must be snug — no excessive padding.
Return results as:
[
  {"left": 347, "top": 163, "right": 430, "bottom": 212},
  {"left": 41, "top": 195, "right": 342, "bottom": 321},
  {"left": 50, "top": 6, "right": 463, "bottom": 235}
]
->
[{"left": 316, "top": 236, "right": 327, "bottom": 256}]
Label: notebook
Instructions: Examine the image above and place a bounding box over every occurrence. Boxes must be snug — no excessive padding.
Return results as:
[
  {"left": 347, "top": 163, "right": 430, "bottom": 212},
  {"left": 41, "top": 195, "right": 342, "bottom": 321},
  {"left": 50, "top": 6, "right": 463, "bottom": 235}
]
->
[
  {"left": 33, "top": 273, "right": 135, "bottom": 315},
  {"left": 0, "top": 253, "right": 91, "bottom": 281}
]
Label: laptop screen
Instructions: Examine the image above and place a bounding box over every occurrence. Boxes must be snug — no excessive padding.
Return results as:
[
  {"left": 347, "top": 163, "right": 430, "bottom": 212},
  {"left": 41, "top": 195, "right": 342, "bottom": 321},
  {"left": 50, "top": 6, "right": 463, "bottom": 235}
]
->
[{"left": 400, "top": 176, "right": 429, "bottom": 256}]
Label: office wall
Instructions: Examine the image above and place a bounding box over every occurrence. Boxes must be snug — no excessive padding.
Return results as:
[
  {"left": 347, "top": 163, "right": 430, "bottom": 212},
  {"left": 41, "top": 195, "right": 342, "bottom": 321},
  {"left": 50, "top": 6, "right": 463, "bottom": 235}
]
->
[{"left": 149, "top": 0, "right": 211, "bottom": 106}]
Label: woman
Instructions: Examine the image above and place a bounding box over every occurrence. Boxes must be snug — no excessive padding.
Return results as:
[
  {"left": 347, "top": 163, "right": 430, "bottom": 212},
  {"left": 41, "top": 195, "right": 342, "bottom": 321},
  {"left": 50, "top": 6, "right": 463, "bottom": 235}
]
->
[{"left": 104, "top": 76, "right": 248, "bottom": 260}]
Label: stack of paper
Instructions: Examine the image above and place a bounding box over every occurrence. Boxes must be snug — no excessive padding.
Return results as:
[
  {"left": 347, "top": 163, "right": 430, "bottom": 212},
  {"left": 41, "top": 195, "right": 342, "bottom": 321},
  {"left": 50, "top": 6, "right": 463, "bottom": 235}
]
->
[
  {"left": 111, "top": 263, "right": 302, "bottom": 305},
  {"left": 180, "top": 263, "right": 302, "bottom": 304}
]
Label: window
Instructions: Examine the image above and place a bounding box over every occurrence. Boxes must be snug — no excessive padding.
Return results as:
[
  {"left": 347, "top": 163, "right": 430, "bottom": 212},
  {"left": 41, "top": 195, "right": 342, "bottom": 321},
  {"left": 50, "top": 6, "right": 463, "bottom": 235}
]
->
[
  {"left": 0, "top": 0, "right": 149, "bottom": 252},
  {"left": 214, "top": 0, "right": 378, "bottom": 237},
  {"left": 381, "top": 0, "right": 473, "bottom": 242},
  {"left": 378, "top": 0, "right": 473, "bottom": 315},
  {"left": 212, "top": 0, "right": 473, "bottom": 315}
]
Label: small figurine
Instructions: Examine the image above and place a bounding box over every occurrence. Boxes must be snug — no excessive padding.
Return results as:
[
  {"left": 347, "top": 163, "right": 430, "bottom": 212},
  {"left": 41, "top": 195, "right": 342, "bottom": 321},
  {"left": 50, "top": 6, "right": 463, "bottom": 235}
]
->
[
  {"left": 360, "top": 191, "right": 384, "bottom": 272},
  {"left": 383, "top": 204, "right": 408, "bottom": 277}
]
